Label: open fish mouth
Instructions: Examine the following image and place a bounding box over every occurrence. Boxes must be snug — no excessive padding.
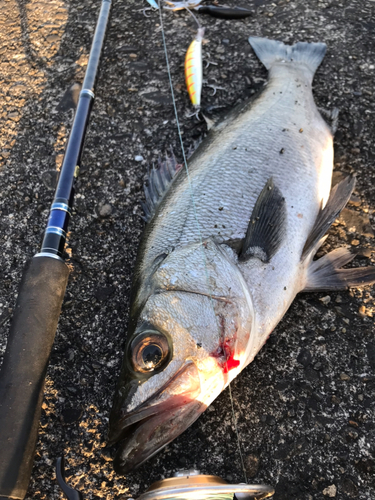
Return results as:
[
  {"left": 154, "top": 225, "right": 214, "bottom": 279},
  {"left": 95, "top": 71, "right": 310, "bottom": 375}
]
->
[{"left": 109, "top": 362, "right": 206, "bottom": 474}]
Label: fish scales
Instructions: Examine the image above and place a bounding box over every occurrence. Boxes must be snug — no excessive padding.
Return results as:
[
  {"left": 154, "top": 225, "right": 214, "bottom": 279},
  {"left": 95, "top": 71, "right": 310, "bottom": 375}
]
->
[
  {"left": 142, "top": 72, "right": 330, "bottom": 261},
  {"left": 109, "top": 37, "right": 375, "bottom": 474}
]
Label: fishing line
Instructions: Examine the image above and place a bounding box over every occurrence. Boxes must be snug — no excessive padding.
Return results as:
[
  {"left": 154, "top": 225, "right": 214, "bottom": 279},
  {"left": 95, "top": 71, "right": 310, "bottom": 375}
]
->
[
  {"left": 185, "top": 5, "right": 202, "bottom": 29},
  {"left": 157, "top": 2, "right": 248, "bottom": 483}
]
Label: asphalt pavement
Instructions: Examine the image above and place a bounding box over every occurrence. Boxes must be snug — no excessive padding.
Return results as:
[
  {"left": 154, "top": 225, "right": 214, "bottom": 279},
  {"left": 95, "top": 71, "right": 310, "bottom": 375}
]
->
[{"left": 0, "top": 0, "right": 374, "bottom": 499}]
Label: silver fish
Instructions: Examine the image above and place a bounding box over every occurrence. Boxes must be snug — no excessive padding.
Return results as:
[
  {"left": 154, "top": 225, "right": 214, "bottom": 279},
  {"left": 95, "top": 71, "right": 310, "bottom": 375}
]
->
[{"left": 108, "top": 37, "right": 375, "bottom": 473}]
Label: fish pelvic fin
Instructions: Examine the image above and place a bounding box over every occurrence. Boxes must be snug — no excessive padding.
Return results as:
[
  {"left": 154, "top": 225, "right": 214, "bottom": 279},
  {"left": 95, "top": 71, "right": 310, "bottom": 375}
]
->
[
  {"left": 239, "top": 177, "right": 286, "bottom": 263},
  {"left": 249, "top": 37, "right": 326, "bottom": 75},
  {"left": 303, "top": 247, "right": 375, "bottom": 292}
]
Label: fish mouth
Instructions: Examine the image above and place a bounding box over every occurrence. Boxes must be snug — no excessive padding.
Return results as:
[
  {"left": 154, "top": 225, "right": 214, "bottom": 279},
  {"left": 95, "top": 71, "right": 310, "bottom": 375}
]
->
[{"left": 109, "top": 361, "right": 205, "bottom": 474}]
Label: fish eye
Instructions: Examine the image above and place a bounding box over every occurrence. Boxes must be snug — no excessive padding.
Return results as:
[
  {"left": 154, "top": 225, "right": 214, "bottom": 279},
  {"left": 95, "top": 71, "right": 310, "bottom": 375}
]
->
[{"left": 130, "top": 331, "right": 170, "bottom": 374}]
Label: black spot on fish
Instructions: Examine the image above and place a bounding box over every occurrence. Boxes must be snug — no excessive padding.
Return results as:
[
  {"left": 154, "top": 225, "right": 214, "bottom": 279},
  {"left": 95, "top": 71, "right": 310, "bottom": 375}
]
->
[{"left": 280, "top": 148, "right": 285, "bottom": 154}]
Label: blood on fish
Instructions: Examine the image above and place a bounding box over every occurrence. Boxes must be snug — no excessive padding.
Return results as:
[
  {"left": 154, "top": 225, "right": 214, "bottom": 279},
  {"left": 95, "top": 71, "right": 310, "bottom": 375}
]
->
[
  {"left": 223, "top": 352, "right": 240, "bottom": 373},
  {"left": 211, "top": 337, "right": 239, "bottom": 373}
]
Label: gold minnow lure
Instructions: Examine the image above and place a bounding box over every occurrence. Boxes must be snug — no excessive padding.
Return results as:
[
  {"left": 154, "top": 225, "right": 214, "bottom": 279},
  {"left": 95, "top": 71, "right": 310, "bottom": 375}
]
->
[{"left": 185, "top": 28, "right": 204, "bottom": 108}]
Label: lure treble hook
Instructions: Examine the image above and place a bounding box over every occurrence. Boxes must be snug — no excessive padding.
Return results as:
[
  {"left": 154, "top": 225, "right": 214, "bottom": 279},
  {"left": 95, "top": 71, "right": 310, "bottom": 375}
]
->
[{"left": 56, "top": 457, "right": 83, "bottom": 500}]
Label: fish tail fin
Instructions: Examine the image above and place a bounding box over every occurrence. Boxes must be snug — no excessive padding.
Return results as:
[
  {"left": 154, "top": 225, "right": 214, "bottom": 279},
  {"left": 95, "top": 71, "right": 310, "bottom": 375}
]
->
[{"left": 249, "top": 37, "right": 326, "bottom": 75}]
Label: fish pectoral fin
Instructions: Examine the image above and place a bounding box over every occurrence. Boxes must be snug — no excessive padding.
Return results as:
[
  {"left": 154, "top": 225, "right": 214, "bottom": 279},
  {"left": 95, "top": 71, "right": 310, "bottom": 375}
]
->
[
  {"left": 239, "top": 177, "right": 286, "bottom": 263},
  {"left": 303, "top": 247, "right": 375, "bottom": 291},
  {"left": 142, "top": 151, "right": 182, "bottom": 222},
  {"left": 301, "top": 175, "right": 356, "bottom": 260}
]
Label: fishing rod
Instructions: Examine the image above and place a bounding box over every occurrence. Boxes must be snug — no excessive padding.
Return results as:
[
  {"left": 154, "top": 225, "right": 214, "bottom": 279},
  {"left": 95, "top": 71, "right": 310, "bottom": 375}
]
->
[{"left": 0, "top": 1, "right": 112, "bottom": 498}]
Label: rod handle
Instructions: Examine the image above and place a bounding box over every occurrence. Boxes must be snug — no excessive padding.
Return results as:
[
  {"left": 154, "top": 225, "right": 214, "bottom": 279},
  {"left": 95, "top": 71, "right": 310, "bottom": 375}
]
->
[{"left": 0, "top": 256, "right": 69, "bottom": 500}]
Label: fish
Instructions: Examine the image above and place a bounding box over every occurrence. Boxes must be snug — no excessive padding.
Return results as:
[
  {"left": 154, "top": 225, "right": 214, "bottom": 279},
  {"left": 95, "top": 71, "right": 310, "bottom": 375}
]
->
[{"left": 108, "top": 37, "right": 375, "bottom": 474}]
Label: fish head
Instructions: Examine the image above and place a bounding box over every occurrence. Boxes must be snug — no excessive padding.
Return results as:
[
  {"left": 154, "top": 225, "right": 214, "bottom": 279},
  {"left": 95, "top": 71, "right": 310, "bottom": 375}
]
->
[{"left": 109, "top": 241, "right": 254, "bottom": 473}]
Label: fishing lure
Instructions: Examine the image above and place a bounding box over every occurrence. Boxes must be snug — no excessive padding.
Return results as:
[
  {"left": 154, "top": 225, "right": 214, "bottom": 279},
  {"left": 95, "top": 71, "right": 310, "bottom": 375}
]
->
[
  {"left": 165, "top": 1, "right": 252, "bottom": 19},
  {"left": 185, "top": 28, "right": 204, "bottom": 108},
  {"left": 164, "top": 0, "right": 201, "bottom": 10},
  {"left": 146, "top": 0, "right": 159, "bottom": 8}
]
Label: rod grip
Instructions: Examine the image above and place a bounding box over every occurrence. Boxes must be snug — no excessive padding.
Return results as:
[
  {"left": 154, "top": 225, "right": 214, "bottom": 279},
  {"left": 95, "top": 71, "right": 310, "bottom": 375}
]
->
[{"left": 0, "top": 256, "right": 69, "bottom": 500}]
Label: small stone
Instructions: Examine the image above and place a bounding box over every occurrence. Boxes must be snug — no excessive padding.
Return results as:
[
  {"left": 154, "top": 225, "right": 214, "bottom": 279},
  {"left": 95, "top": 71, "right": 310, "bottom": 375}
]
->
[
  {"left": 349, "top": 420, "right": 358, "bottom": 427},
  {"left": 346, "top": 429, "right": 359, "bottom": 440},
  {"left": 319, "top": 295, "right": 331, "bottom": 305},
  {"left": 8, "top": 111, "right": 20, "bottom": 121},
  {"left": 61, "top": 408, "right": 82, "bottom": 424},
  {"left": 297, "top": 348, "right": 312, "bottom": 367},
  {"left": 348, "top": 195, "right": 361, "bottom": 207},
  {"left": 340, "top": 477, "right": 358, "bottom": 498},
  {"left": 135, "top": 155, "right": 144, "bottom": 162},
  {"left": 119, "top": 178, "right": 126, "bottom": 187},
  {"left": 358, "top": 305, "right": 366, "bottom": 318},
  {"left": 129, "top": 53, "right": 138, "bottom": 58},
  {"left": 99, "top": 203, "right": 112, "bottom": 217},
  {"left": 245, "top": 454, "right": 259, "bottom": 477},
  {"left": 42, "top": 170, "right": 59, "bottom": 190},
  {"left": 332, "top": 395, "right": 340, "bottom": 404},
  {"left": 323, "top": 484, "right": 337, "bottom": 497},
  {"left": 351, "top": 239, "right": 360, "bottom": 246},
  {"left": 340, "top": 373, "right": 351, "bottom": 381},
  {"left": 94, "top": 286, "right": 115, "bottom": 301},
  {"left": 339, "top": 208, "right": 374, "bottom": 238},
  {"left": 359, "top": 247, "right": 372, "bottom": 258}
]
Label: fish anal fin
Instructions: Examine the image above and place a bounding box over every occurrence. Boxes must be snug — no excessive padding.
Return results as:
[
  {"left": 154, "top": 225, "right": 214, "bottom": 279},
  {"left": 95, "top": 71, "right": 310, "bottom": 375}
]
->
[
  {"left": 239, "top": 177, "right": 286, "bottom": 263},
  {"left": 302, "top": 175, "right": 356, "bottom": 260},
  {"left": 304, "top": 247, "right": 375, "bottom": 292},
  {"left": 142, "top": 151, "right": 182, "bottom": 222}
]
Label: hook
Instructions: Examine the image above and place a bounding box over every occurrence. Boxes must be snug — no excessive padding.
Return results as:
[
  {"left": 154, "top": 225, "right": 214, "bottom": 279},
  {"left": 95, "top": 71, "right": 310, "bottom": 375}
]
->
[
  {"left": 186, "top": 108, "right": 202, "bottom": 120},
  {"left": 206, "top": 84, "right": 225, "bottom": 96},
  {"left": 56, "top": 457, "right": 83, "bottom": 500},
  {"left": 204, "top": 53, "right": 218, "bottom": 69}
]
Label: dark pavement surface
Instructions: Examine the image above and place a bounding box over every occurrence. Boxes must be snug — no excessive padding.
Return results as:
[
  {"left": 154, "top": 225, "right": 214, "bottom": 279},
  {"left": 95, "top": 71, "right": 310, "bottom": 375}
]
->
[{"left": 0, "top": 0, "right": 374, "bottom": 498}]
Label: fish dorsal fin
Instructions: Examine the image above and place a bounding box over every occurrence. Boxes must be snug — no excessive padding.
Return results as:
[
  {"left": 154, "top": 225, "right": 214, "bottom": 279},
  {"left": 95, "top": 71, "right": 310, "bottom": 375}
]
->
[
  {"left": 301, "top": 175, "right": 356, "bottom": 260},
  {"left": 141, "top": 153, "right": 182, "bottom": 222},
  {"left": 303, "top": 247, "right": 375, "bottom": 291},
  {"left": 239, "top": 177, "right": 286, "bottom": 263}
]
